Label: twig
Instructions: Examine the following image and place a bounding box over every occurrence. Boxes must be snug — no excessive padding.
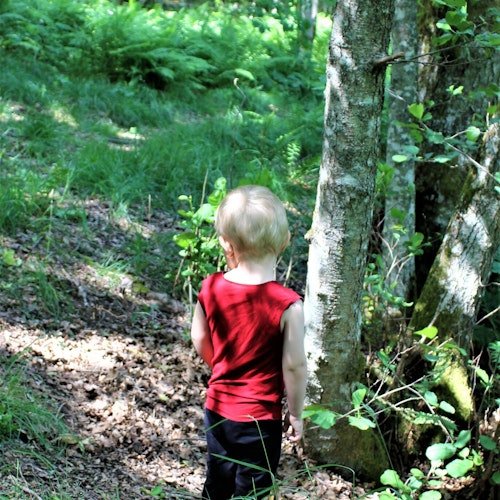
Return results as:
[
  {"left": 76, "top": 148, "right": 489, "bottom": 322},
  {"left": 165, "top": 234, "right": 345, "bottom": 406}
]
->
[
  {"left": 476, "top": 304, "right": 500, "bottom": 325},
  {"left": 373, "top": 52, "right": 405, "bottom": 69},
  {"left": 20, "top": 485, "right": 43, "bottom": 500}
]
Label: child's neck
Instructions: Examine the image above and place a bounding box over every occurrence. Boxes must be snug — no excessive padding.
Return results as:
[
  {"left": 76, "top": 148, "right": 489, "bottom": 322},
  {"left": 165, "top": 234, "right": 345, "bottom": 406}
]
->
[{"left": 224, "top": 254, "right": 277, "bottom": 285}]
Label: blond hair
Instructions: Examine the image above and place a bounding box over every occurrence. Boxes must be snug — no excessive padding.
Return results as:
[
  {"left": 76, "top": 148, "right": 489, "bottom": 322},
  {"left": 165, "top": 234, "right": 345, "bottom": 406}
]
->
[{"left": 215, "top": 185, "right": 290, "bottom": 259}]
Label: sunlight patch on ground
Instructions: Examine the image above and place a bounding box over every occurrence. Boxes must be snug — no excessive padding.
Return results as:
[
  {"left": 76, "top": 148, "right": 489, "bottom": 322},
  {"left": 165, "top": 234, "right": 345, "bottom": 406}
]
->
[{"left": 0, "top": 101, "right": 26, "bottom": 123}]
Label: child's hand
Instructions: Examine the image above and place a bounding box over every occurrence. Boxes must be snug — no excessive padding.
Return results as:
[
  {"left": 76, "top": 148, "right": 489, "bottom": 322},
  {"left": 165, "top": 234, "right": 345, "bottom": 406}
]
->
[{"left": 284, "top": 411, "right": 303, "bottom": 442}]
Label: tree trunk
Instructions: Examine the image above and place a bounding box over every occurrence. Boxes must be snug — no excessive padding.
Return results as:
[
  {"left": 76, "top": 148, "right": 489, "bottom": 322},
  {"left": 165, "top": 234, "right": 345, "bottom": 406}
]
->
[
  {"left": 409, "top": 122, "right": 500, "bottom": 421},
  {"left": 382, "top": 0, "right": 418, "bottom": 305},
  {"left": 304, "top": 0, "right": 394, "bottom": 480},
  {"left": 297, "top": 0, "right": 318, "bottom": 50},
  {"left": 416, "top": 0, "right": 500, "bottom": 289}
]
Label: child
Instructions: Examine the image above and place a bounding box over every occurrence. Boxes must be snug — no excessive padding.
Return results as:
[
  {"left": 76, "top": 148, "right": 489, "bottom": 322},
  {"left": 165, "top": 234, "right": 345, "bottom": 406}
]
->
[{"left": 191, "top": 185, "right": 307, "bottom": 500}]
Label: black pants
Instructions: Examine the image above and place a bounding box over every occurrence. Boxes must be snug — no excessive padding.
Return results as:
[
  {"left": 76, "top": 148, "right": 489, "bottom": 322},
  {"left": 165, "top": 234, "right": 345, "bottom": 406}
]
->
[{"left": 202, "top": 409, "right": 282, "bottom": 500}]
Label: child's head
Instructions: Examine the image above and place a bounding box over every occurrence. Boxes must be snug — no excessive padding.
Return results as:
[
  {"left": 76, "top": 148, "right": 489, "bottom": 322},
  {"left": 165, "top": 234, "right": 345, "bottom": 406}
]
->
[{"left": 215, "top": 185, "right": 290, "bottom": 259}]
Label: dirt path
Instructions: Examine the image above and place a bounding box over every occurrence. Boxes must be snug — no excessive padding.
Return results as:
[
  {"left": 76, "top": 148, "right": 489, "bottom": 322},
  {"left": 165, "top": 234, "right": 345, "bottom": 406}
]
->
[{"left": 1, "top": 314, "right": 364, "bottom": 499}]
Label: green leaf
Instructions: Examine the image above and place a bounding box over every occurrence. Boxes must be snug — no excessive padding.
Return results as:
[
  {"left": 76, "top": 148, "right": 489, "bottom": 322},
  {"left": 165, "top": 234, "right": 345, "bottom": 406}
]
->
[
  {"left": 439, "top": 401, "right": 455, "bottom": 414},
  {"left": 177, "top": 209, "right": 193, "bottom": 218},
  {"left": 2, "top": 249, "right": 21, "bottom": 267},
  {"left": 379, "top": 493, "right": 398, "bottom": 500},
  {"left": 454, "top": 430, "right": 471, "bottom": 449},
  {"left": 465, "top": 126, "right": 481, "bottom": 142},
  {"left": 409, "top": 103, "right": 424, "bottom": 120},
  {"left": 302, "top": 405, "right": 338, "bottom": 429},
  {"left": 208, "top": 177, "right": 227, "bottom": 207},
  {"left": 380, "top": 469, "right": 404, "bottom": 489},
  {"left": 407, "top": 475, "right": 423, "bottom": 490},
  {"left": 426, "top": 129, "right": 445, "bottom": 144},
  {"left": 426, "top": 443, "right": 456, "bottom": 461},
  {"left": 402, "top": 145, "right": 420, "bottom": 156},
  {"left": 193, "top": 203, "right": 215, "bottom": 224},
  {"left": 436, "top": 20, "right": 451, "bottom": 32},
  {"left": 234, "top": 68, "right": 255, "bottom": 81},
  {"left": 476, "top": 33, "right": 500, "bottom": 47},
  {"left": 424, "top": 391, "right": 439, "bottom": 407},
  {"left": 428, "top": 480, "right": 444, "bottom": 488},
  {"left": 419, "top": 491, "right": 442, "bottom": 500},
  {"left": 472, "top": 365, "right": 490, "bottom": 385},
  {"left": 447, "top": 85, "right": 464, "bottom": 96},
  {"left": 445, "top": 11, "right": 472, "bottom": 31},
  {"left": 380, "top": 470, "right": 410, "bottom": 493},
  {"left": 348, "top": 416, "right": 375, "bottom": 430},
  {"left": 352, "top": 387, "right": 367, "bottom": 408},
  {"left": 414, "top": 326, "right": 438, "bottom": 340},
  {"left": 492, "top": 471, "right": 500, "bottom": 484},
  {"left": 479, "top": 434, "right": 498, "bottom": 451},
  {"left": 433, "top": 33, "right": 454, "bottom": 46},
  {"left": 173, "top": 231, "right": 196, "bottom": 249},
  {"left": 410, "top": 232, "right": 424, "bottom": 245},
  {"left": 150, "top": 485, "right": 164, "bottom": 497},
  {"left": 445, "top": 458, "right": 473, "bottom": 478},
  {"left": 311, "top": 411, "right": 337, "bottom": 429},
  {"left": 392, "top": 154, "right": 408, "bottom": 163},
  {"left": 433, "top": 154, "right": 453, "bottom": 164},
  {"left": 472, "top": 449, "right": 484, "bottom": 467},
  {"left": 411, "top": 468, "right": 425, "bottom": 479},
  {"left": 433, "top": 0, "right": 466, "bottom": 7}
]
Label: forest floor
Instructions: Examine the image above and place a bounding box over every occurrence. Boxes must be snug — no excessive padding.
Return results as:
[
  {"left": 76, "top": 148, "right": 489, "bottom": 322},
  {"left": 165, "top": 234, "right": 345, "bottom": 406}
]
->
[
  {"left": 0, "top": 199, "right": 491, "bottom": 499},
  {"left": 0, "top": 200, "right": 374, "bottom": 499}
]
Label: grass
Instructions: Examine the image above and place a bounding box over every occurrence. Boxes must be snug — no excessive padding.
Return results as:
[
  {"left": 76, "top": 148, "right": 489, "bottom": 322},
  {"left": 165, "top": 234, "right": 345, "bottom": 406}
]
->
[{"left": 0, "top": 351, "right": 72, "bottom": 450}]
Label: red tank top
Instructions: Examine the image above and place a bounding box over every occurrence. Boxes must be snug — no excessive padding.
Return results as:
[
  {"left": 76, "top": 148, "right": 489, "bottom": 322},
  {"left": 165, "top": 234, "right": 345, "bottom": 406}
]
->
[{"left": 198, "top": 272, "right": 301, "bottom": 422}]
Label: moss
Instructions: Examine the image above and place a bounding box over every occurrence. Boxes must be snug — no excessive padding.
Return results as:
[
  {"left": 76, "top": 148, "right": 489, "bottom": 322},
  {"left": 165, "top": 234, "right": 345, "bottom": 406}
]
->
[
  {"left": 410, "top": 260, "right": 448, "bottom": 329},
  {"left": 305, "top": 419, "right": 390, "bottom": 481},
  {"left": 397, "top": 415, "right": 445, "bottom": 457},
  {"left": 435, "top": 351, "right": 474, "bottom": 422}
]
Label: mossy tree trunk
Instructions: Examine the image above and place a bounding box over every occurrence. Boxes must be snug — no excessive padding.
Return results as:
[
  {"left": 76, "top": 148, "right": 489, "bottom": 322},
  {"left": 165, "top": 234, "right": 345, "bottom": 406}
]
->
[
  {"left": 303, "top": 0, "right": 394, "bottom": 480},
  {"left": 415, "top": 0, "right": 500, "bottom": 288},
  {"left": 408, "top": 123, "right": 500, "bottom": 421}
]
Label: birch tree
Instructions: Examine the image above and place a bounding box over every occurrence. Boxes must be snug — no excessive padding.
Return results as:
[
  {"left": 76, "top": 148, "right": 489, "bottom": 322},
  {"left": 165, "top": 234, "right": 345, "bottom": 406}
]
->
[
  {"left": 381, "top": 0, "right": 418, "bottom": 305},
  {"left": 304, "top": 0, "right": 394, "bottom": 478},
  {"left": 416, "top": 0, "right": 500, "bottom": 278},
  {"left": 408, "top": 122, "right": 500, "bottom": 421},
  {"left": 297, "top": 0, "right": 318, "bottom": 50}
]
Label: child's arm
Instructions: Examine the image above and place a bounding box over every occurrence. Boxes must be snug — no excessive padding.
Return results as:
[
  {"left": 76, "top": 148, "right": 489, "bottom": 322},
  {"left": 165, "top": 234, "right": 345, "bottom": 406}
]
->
[
  {"left": 191, "top": 301, "right": 214, "bottom": 369},
  {"left": 281, "top": 300, "right": 307, "bottom": 442}
]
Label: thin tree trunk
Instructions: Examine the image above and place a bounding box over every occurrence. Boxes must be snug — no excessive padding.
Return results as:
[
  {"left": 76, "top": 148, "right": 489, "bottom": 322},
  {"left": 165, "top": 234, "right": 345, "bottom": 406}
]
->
[
  {"left": 298, "top": 0, "right": 318, "bottom": 50},
  {"left": 304, "top": 0, "right": 394, "bottom": 479},
  {"left": 382, "top": 0, "right": 418, "bottom": 305}
]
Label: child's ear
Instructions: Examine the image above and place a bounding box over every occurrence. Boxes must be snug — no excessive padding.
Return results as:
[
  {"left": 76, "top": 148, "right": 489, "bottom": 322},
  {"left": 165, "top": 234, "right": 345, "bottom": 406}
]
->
[{"left": 219, "top": 236, "right": 233, "bottom": 254}]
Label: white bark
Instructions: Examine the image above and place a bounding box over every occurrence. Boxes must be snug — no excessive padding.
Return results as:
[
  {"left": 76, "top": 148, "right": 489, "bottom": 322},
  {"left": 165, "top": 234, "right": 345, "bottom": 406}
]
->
[
  {"left": 304, "top": 0, "right": 394, "bottom": 477},
  {"left": 382, "top": 0, "right": 418, "bottom": 303},
  {"left": 298, "top": 0, "right": 318, "bottom": 48},
  {"left": 406, "top": 123, "right": 500, "bottom": 421},
  {"left": 410, "top": 123, "right": 500, "bottom": 348}
]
